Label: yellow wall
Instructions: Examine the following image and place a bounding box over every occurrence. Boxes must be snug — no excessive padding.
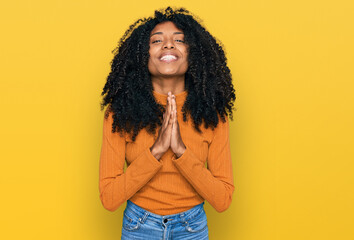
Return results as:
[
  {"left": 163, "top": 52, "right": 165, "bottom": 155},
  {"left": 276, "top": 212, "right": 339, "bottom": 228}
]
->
[{"left": 1, "top": 0, "right": 353, "bottom": 239}]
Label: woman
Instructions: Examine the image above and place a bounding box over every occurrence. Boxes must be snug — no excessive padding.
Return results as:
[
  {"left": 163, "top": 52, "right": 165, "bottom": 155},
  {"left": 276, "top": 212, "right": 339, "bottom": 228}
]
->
[{"left": 99, "top": 6, "right": 236, "bottom": 240}]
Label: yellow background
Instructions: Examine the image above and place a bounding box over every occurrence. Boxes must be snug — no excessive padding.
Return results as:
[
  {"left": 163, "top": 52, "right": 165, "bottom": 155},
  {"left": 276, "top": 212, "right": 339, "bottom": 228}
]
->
[{"left": 1, "top": 0, "right": 353, "bottom": 239}]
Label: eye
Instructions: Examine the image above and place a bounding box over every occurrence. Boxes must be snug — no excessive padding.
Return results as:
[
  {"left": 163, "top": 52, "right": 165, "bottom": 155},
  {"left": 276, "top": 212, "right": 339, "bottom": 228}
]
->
[
  {"left": 151, "top": 40, "right": 161, "bottom": 43},
  {"left": 176, "top": 39, "right": 185, "bottom": 43}
]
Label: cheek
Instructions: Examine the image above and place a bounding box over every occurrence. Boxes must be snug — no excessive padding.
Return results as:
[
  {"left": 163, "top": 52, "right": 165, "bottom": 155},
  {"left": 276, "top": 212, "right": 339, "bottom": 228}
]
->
[
  {"left": 147, "top": 50, "right": 157, "bottom": 72},
  {"left": 147, "top": 53, "right": 154, "bottom": 65},
  {"left": 148, "top": 57, "right": 157, "bottom": 69},
  {"left": 148, "top": 49, "right": 152, "bottom": 59},
  {"left": 183, "top": 49, "right": 189, "bottom": 61},
  {"left": 181, "top": 46, "right": 189, "bottom": 56},
  {"left": 148, "top": 48, "right": 159, "bottom": 61}
]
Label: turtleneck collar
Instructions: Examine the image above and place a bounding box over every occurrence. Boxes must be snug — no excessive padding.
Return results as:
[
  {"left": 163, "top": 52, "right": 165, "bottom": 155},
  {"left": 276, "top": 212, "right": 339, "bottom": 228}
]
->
[{"left": 152, "top": 89, "right": 188, "bottom": 106}]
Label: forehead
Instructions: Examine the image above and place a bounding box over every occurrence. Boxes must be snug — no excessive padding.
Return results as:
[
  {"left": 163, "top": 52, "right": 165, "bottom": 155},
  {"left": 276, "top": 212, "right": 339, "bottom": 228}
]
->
[{"left": 150, "top": 21, "right": 184, "bottom": 36}]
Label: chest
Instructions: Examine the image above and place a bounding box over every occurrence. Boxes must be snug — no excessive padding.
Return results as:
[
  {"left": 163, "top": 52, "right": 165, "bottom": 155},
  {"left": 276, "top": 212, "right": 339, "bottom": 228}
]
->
[{"left": 124, "top": 114, "right": 212, "bottom": 165}]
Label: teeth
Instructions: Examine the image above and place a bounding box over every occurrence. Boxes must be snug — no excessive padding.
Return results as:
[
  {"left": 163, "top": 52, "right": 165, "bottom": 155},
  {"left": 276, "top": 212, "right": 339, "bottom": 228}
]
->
[{"left": 160, "top": 55, "right": 177, "bottom": 60}]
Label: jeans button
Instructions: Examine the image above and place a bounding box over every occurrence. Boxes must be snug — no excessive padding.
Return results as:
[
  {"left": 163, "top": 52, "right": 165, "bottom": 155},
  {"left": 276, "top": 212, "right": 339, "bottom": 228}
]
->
[{"left": 163, "top": 219, "right": 168, "bottom": 223}]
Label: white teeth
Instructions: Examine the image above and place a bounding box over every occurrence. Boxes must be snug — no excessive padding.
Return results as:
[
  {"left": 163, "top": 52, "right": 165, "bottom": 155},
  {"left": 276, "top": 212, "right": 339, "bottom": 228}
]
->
[{"left": 160, "top": 55, "right": 177, "bottom": 60}]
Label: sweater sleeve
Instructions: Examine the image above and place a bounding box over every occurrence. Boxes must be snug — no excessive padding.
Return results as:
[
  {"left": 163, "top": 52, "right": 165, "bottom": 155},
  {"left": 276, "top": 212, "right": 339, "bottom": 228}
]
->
[
  {"left": 99, "top": 110, "right": 163, "bottom": 212},
  {"left": 171, "top": 115, "right": 235, "bottom": 213}
]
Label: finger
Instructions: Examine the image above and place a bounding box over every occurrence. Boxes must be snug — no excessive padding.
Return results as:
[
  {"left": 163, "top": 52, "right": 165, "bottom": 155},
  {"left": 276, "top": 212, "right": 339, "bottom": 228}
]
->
[
  {"left": 171, "top": 95, "right": 176, "bottom": 115},
  {"left": 172, "top": 95, "right": 176, "bottom": 124},
  {"left": 169, "top": 99, "right": 174, "bottom": 126},
  {"left": 174, "top": 108, "right": 177, "bottom": 124},
  {"left": 165, "top": 96, "right": 171, "bottom": 126},
  {"left": 163, "top": 94, "right": 169, "bottom": 119},
  {"left": 168, "top": 92, "right": 172, "bottom": 116},
  {"left": 168, "top": 93, "right": 171, "bottom": 115},
  {"left": 171, "top": 95, "right": 175, "bottom": 120},
  {"left": 174, "top": 109, "right": 177, "bottom": 125},
  {"left": 168, "top": 108, "right": 174, "bottom": 126},
  {"left": 164, "top": 92, "right": 171, "bottom": 125},
  {"left": 169, "top": 95, "right": 173, "bottom": 123},
  {"left": 173, "top": 95, "right": 176, "bottom": 118},
  {"left": 171, "top": 94, "right": 174, "bottom": 111},
  {"left": 172, "top": 105, "right": 176, "bottom": 129}
]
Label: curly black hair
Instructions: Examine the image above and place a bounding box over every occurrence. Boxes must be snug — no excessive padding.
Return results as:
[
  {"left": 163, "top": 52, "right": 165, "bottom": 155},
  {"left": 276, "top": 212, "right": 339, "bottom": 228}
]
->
[{"left": 100, "top": 6, "right": 236, "bottom": 142}]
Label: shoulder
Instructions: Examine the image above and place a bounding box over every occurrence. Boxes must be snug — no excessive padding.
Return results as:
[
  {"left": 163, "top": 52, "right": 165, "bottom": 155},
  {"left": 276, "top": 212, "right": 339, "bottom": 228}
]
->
[
  {"left": 103, "top": 107, "right": 114, "bottom": 128},
  {"left": 211, "top": 113, "right": 230, "bottom": 139},
  {"left": 103, "top": 106, "right": 125, "bottom": 139},
  {"left": 201, "top": 113, "right": 230, "bottom": 143},
  {"left": 215, "top": 112, "right": 230, "bottom": 129}
]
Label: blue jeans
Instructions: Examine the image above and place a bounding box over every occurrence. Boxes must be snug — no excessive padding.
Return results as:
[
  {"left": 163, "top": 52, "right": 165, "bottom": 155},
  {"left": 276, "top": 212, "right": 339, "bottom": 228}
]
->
[{"left": 121, "top": 200, "right": 209, "bottom": 240}]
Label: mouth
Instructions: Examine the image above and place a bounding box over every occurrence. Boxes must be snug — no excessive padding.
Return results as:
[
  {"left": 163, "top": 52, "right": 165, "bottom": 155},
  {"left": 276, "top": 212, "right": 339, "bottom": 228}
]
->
[{"left": 159, "top": 54, "right": 179, "bottom": 63}]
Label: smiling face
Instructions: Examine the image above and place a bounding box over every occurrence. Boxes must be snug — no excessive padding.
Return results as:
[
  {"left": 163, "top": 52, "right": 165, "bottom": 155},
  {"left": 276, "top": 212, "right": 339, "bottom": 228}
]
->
[{"left": 148, "top": 21, "right": 189, "bottom": 77}]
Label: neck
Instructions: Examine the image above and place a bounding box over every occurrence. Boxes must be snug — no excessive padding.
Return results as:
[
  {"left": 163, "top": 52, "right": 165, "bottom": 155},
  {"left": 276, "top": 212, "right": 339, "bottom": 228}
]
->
[
  {"left": 151, "top": 75, "right": 186, "bottom": 95},
  {"left": 152, "top": 88, "right": 188, "bottom": 107}
]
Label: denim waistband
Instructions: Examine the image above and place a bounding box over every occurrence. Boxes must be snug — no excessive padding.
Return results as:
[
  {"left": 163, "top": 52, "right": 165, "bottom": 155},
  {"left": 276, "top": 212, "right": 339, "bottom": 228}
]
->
[{"left": 125, "top": 200, "right": 205, "bottom": 225}]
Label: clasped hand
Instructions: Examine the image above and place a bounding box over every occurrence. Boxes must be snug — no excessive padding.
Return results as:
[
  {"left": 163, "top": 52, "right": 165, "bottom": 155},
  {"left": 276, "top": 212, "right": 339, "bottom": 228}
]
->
[{"left": 153, "top": 91, "right": 186, "bottom": 159}]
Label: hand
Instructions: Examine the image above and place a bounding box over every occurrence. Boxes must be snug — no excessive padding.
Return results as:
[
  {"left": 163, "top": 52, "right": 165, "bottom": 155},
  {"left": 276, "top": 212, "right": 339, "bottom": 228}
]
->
[
  {"left": 170, "top": 94, "right": 186, "bottom": 158},
  {"left": 150, "top": 91, "right": 174, "bottom": 160}
]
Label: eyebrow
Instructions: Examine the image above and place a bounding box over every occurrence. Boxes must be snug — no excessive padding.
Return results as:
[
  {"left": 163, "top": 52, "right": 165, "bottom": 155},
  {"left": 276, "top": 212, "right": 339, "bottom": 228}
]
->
[{"left": 150, "top": 32, "right": 184, "bottom": 37}]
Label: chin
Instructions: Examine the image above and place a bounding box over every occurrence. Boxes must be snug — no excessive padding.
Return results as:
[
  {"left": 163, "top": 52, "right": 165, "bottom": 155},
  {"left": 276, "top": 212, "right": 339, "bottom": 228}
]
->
[{"left": 158, "top": 69, "right": 181, "bottom": 75}]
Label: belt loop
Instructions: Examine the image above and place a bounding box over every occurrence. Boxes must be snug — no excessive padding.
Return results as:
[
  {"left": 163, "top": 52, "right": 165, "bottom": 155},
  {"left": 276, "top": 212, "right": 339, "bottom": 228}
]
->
[
  {"left": 140, "top": 211, "right": 149, "bottom": 224},
  {"left": 179, "top": 212, "right": 187, "bottom": 224}
]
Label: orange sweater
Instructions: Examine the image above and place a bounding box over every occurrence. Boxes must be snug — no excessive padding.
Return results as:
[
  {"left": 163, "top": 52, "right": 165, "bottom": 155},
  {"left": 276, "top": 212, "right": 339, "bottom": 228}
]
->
[{"left": 99, "top": 89, "right": 235, "bottom": 215}]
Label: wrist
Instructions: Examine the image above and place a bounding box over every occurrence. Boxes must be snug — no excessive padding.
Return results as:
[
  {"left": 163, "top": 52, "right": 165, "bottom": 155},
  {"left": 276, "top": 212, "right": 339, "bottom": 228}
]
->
[
  {"left": 150, "top": 145, "right": 164, "bottom": 161},
  {"left": 175, "top": 145, "right": 186, "bottom": 158}
]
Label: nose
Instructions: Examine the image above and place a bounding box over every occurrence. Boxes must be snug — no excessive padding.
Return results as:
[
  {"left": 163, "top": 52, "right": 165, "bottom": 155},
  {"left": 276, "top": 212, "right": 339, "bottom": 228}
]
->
[{"left": 163, "top": 39, "right": 175, "bottom": 49}]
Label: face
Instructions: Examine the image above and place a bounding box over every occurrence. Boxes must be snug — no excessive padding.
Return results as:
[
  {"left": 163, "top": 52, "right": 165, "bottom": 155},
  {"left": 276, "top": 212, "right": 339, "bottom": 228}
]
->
[{"left": 148, "top": 21, "right": 189, "bottom": 77}]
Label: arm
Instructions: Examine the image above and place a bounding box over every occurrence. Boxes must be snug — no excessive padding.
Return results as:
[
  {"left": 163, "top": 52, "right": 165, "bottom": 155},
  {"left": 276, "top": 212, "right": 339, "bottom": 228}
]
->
[
  {"left": 99, "top": 110, "right": 163, "bottom": 212},
  {"left": 171, "top": 115, "right": 235, "bottom": 213}
]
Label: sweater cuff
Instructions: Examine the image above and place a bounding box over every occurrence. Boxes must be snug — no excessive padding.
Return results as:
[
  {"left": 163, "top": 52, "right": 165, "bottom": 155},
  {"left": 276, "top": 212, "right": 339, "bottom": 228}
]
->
[{"left": 171, "top": 144, "right": 202, "bottom": 168}]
